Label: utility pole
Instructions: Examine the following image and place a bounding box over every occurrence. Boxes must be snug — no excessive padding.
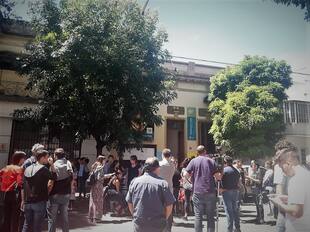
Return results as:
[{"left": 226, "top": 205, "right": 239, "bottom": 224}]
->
[{"left": 141, "top": 0, "right": 150, "bottom": 15}]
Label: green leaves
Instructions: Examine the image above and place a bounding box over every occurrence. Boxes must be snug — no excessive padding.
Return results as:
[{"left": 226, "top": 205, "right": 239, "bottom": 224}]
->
[
  {"left": 271, "top": 0, "right": 310, "bottom": 21},
  {"left": 18, "top": 0, "right": 176, "bottom": 155},
  {"left": 208, "top": 56, "right": 292, "bottom": 157}
]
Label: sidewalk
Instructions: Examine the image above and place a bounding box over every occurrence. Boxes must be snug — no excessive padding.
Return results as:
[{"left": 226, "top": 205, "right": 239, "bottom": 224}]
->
[{"left": 45, "top": 198, "right": 277, "bottom": 232}]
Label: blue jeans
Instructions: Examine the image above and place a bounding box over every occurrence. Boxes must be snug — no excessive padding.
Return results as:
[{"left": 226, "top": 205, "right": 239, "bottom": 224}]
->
[
  {"left": 276, "top": 212, "right": 286, "bottom": 232},
  {"left": 222, "top": 190, "right": 240, "bottom": 232},
  {"left": 192, "top": 193, "right": 216, "bottom": 232},
  {"left": 47, "top": 194, "right": 70, "bottom": 232},
  {"left": 22, "top": 201, "right": 46, "bottom": 232}
]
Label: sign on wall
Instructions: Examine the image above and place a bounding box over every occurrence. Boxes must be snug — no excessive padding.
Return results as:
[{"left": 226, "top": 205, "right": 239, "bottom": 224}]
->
[
  {"left": 167, "top": 106, "right": 185, "bottom": 116},
  {"left": 187, "top": 107, "right": 196, "bottom": 140},
  {"left": 0, "top": 143, "right": 8, "bottom": 153},
  {"left": 143, "top": 124, "right": 154, "bottom": 141}
]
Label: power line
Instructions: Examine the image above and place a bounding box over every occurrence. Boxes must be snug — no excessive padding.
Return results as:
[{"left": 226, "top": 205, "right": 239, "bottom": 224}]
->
[{"left": 172, "top": 55, "right": 310, "bottom": 77}]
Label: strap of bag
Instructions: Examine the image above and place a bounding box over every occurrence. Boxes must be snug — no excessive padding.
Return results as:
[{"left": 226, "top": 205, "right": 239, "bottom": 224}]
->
[
  {"left": 1, "top": 180, "right": 17, "bottom": 192},
  {"left": 107, "top": 175, "right": 116, "bottom": 187}
]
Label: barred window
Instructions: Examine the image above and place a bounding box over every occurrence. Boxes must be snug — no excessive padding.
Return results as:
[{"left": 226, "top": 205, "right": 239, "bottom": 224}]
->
[{"left": 284, "top": 101, "right": 310, "bottom": 124}]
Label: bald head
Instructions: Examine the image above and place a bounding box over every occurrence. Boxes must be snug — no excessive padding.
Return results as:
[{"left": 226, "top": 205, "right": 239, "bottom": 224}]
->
[
  {"left": 197, "top": 145, "right": 206, "bottom": 155},
  {"left": 144, "top": 157, "right": 160, "bottom": 174}
]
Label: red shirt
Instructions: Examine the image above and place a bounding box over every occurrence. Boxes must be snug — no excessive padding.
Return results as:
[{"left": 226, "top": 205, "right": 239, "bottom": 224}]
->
[{"left": 0, "top": 165, "right": 24, "bottom": 192}]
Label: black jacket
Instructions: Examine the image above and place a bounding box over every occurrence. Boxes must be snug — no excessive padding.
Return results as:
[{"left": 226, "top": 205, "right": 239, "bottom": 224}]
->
[{"left": 24, "top": 163, "right": 56, "bottom": 203}]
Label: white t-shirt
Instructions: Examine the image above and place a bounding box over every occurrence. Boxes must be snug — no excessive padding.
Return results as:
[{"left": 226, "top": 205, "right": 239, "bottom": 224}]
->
[
  {"left": 273, "top": 164, "right": 284, "bottom": 185},
  {"left": 286, "top": 165, "right": 310, "bottom": 232},
  {"left": 159, "top": 159, "right": 175, "bottom": 193}
]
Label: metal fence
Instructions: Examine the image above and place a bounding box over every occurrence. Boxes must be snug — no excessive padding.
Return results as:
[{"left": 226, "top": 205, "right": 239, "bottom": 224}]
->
[{"left": 8, "top": 120, "right": 81, "bottom": 163}]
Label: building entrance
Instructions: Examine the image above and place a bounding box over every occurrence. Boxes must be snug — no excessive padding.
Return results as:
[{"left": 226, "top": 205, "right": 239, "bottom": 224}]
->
[
  {"left": 166, "top": 119, "right": 185, "bottom": 162},
  {"left": 198, "top": 121, "right": 215, "bottom": 154}
]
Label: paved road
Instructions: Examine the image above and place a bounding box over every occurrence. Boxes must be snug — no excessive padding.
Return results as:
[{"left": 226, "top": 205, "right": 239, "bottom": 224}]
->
[{"left": 46, "top": 198, "right": 277, "bottom": 232}]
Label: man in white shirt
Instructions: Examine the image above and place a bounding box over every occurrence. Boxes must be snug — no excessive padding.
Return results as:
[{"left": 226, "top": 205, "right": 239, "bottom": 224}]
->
[
  {"left": 159, "top": 149, "right": 175, "bottom": 193},
  {"left": 159, "top": 148, "right": 175, "bottom": 232},
  {"left": 271, "top": 147, "right": 310, "bottom": 232},
  {"left": 273, "top": 139, "right": 297, "bottom": 232}
]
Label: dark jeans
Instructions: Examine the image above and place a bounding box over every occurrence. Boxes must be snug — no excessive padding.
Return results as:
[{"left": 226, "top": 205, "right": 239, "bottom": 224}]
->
[
  {"left": 255, "top": 193, "right": 264, "bottom": 223},
  {"left": 173, "top": 187, "right": 180, "bottom": 214},
  {"left": 192, "top": 193, "right": 216, "bottom": 232},
  {"left": 0, "top": 191, "right": 20, "bottom": 232},
  {"left": 222, "top": 190, "right": 240, "bottom": 232},
  {"left": 22, "top": 201, "right": 46, "bottom": 232},
  {"left": 78, "top": 177, "right": 86, "bottom": 196},
  {"left": 47, "top": 194, "right": 70, "bottom": 232},
  {"left": 184, "top": 189, "right": 192, "bottom": 216}
]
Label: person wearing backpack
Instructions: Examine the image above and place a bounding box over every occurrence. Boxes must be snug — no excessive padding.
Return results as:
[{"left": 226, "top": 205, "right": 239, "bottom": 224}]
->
[
  {"left": 47, "top": 148, "right": 73, "bottom": 232},
  {"left": 22, "top": 150, "right": 57, "bottom": 232},
  {"left": 88, "top": 156, "right": 114, "bottom": 223}
]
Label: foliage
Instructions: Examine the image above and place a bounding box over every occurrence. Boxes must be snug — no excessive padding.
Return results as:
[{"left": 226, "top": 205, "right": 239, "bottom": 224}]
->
[
  {"left": 17, "top": 0, "right": 176, "bottom": 155},
  {"left": 208, "top": 56, "right": 292, "bottom": 157},
  {"left": 0, "top": 0, "right": 15, "bottom": 20},
  {"left": 271, "top": 0, "right": 310, "bottom": 21}
]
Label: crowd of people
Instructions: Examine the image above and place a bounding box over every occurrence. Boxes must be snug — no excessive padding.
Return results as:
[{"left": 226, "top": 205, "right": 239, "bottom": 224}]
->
[
  {"left": 0, "top": 144, "right": 73, "bottom": 232},
  {"left": 125, "top": 142, "right": 310, "bottom": 232},
  {"left": 0, "top": 140, "right": 310, "bottom": 232}
]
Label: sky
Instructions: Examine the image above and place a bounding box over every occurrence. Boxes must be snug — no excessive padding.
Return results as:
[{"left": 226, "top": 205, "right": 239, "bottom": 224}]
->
[{"left": 14, "top": 0, "right": 310, "bottom": 73}]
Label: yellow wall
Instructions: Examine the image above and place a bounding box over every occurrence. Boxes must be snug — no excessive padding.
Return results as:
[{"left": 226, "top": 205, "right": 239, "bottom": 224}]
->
[{"left": 149, "top": 80, "right": 211, "bottom": 157}]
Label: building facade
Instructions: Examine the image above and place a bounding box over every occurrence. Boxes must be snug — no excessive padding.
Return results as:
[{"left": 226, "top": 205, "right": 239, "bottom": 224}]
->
[
  {"left": 283, "top": 74, "right": 310, "bottom": 162},
  {"left": 1, "top": 20, "right": 309, "bottom": 168},
  {"left": 0, "top": 21, "right": 222, "bottom": 168}
]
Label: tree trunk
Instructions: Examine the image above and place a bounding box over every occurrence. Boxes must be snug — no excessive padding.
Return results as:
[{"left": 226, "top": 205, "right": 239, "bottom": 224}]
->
[{"left": 95, "top": 140, "right": 104, "bottom": 156}]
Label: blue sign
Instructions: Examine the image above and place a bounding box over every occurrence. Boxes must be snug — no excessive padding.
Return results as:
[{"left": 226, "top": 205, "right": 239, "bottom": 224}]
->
[{"left": 187, "top": 117, "right": 196, "bottom": 140}]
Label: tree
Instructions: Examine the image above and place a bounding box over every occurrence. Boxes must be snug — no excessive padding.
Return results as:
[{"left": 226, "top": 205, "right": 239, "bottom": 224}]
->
[
  {"left": 271, "top": 0, "right": 310, "bottom": 21},
  {"left": 17, "top": 0, "right": 176, "bottom": 155},
  {"left": 0, "top": 0, "right": 15, "bottom": 21},
  {"left": 208, "top": 56, "right": 292, "bottom": 157}
]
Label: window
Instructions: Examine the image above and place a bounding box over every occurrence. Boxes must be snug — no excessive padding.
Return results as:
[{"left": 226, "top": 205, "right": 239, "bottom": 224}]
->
[{"left": 283, "top": 101, "right": 310, "bottom": 124}]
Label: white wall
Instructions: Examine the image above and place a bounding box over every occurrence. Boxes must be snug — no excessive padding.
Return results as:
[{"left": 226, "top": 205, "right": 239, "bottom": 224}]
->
[
  {"left": 286, "top": 75, "right": 310, "bottom": 102},
  {"left": 0, "top": 101, "right": 36, "bottom": 168}
]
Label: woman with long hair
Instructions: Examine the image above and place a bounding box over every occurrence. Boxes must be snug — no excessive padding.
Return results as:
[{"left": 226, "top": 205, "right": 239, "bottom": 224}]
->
[
  {"left": 106, "top": 168, "right": 127, "bottom": 216},
  {"left": 180, "top": 158, "right": 193, "bottom": 220},
  {"left": 0, "top": 151, "right": 26, "bottom": 232},
  {"left": 88, "top": 156, "right": 113, "bottom": 223}
]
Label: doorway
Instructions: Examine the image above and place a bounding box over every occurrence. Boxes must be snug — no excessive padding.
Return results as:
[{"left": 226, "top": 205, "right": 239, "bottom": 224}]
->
[
  {"left": 198, "top": 121, "right": 215, "bottom": 154},
  {"left": 166, "top": 119, "right": 185, "bottom": 163}
]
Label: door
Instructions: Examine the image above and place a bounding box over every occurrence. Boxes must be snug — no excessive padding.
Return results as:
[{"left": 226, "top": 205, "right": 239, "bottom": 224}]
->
[
  {"left": 198, "top": 121, "right": 215, "bottom": 154},
  {"left": 166, "top": 119, "right": 185, "bottom": 163}
]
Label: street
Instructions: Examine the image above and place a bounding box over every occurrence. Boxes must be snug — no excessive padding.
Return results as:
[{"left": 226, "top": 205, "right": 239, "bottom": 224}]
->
[{"left": 46, "top": 198, "right": 277, "bottom": 232}]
